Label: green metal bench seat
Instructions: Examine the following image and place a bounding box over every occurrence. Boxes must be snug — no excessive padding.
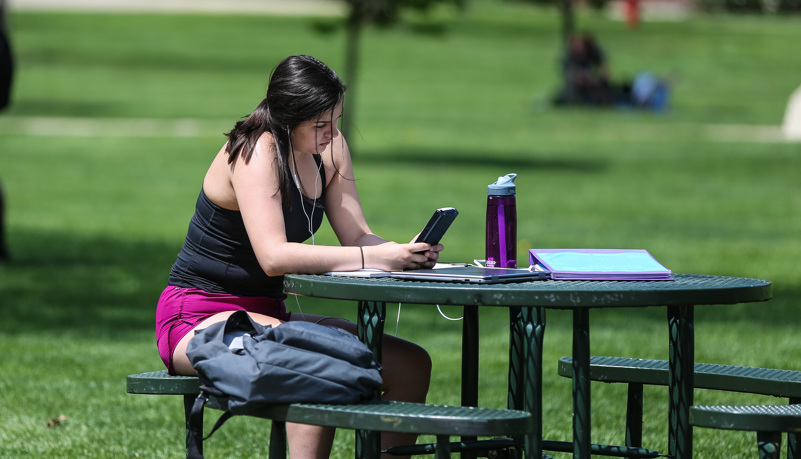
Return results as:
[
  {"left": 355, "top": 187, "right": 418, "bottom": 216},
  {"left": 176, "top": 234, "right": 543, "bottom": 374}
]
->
[
  {"left": 691, "top": 404, "right": 801, "bottom": 459},
  {"left": 127, "top": 370, "right": 537, "bottom": 459},
  {"left": 557, "top": 356, "right": 801, "bottom": 458}
]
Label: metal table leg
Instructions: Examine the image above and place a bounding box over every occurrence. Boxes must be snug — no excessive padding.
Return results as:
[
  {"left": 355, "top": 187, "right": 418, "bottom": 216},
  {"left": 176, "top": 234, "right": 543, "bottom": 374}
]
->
[
  {"left": 789, "top": 397, "right": 800, "bottom": 459},
  {"left": 573, "top": 309, "right": 591, "bottom": 459},
  {"left": 357, "top": 300, "right": 386, "bottom": 459},
  {"left": 461, "top": 305, "right": 480, "bottom": 459},
  {"left": 462, "top": 305, "right": 480, "bottom": 408},
  {"left": 507, "top": 307, "right": 525, "bottom": 459},
  {"left": 521, "top": 306, "right": 546, "bottom": 459},
  {"left": 667, "top": 305, "right": 694, "bottom": 459},
  {"left": 508, "top": 307, "right": 525, "bottom": 412}
]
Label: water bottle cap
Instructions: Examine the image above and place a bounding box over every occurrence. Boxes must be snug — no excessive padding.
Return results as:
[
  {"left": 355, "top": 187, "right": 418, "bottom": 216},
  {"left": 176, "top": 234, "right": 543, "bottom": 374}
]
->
[{"left": 487, "top": 173, "right": 517, "bottom": 196}]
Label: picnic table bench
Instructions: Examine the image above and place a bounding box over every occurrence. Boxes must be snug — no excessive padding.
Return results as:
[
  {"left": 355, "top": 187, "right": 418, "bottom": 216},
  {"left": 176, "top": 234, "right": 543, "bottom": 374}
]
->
[
  {"left": 127, "top": 370, "right": 538, "bottom": 459},
  {"left": 557, "top": 356, "right": 801, "bottom": 458},
  {"left": 691, "top": 404, "right": 801, "bottom": 459}
]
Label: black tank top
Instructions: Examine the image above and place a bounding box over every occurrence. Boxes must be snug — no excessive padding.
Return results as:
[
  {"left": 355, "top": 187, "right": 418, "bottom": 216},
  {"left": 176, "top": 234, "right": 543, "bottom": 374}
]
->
[{"left": 168, "top": 156, "right": 326, "bottom": 297}]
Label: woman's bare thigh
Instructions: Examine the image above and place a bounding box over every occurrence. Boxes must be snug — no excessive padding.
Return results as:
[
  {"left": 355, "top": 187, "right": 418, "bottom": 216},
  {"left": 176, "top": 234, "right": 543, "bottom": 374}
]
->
[
  {"left": 289, "top": 312, "right": 357, "bottom": 333},
  {"left": 170, "top": 310, "right": 285, "bottom": 375}
]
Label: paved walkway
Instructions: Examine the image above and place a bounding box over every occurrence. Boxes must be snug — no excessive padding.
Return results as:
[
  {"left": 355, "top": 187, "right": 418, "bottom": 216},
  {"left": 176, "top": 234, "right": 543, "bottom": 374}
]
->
[
  {"left": 7, "top": 0, "right": 345, "bottom": 16},
  {"left": 0, "top": 115, "right": 793, "bottom": 143},
  {"left": 5, "top": 0, "right": 796, "bottom": 142}
]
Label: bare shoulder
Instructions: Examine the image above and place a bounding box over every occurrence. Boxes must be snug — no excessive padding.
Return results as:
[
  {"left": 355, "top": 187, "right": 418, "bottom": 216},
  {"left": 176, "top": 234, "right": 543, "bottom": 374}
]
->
[
  {"left": 252, "top": 131, "right": 278, "bottom": 160},
  {"left": 202, "top": 133, "right": 278, "bottom": 210},
  {"left": 329, "top": 134, "right": 351, "bottom": 162},
  {"left": 202, "top": 144, "right": 238, "bottom": 210},
  {"left": 322, "top": 135, "right": 354, "bottom": 184}
]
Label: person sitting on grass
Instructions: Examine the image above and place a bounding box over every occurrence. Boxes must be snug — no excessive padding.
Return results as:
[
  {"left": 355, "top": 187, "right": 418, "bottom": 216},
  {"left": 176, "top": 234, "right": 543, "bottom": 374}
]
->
[
  {"left": 155, "top": 55, "right": 440, "bottom": 459},
  {"left": 554, "top": 32, "right": 615, "bottom": 106}
]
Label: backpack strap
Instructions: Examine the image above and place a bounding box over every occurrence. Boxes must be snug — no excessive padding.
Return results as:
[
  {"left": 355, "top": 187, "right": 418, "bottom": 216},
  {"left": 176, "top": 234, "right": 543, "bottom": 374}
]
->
[
  {"left": 187, "top": 393, "right": 207, "bottom": 459},
  {"left": 205, "top": 411, "right": 234, "bottom": 441},
  {"left": 187, "top": 390, "right": 235, "bottom": 459}
]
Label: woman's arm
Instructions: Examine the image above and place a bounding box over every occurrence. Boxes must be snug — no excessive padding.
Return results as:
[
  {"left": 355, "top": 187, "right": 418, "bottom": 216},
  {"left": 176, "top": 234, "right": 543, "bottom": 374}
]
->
[
  {"left": 320, "top": 135, "right": 376, "bottom": 247},
  {"left": 232, "top": 134, "right": 437, "bottom": 276},
  {"left": 322, "top": 136, "right": 443, "bottom": 270}
]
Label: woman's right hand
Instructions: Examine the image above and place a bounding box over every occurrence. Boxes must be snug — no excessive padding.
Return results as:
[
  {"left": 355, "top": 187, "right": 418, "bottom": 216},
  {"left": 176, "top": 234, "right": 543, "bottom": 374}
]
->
[{"left": 363, "top": 241, "right": 440, "bottom": 271}]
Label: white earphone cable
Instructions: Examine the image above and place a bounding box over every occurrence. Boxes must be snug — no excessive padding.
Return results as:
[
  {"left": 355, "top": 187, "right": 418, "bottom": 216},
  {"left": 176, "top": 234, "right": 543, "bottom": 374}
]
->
[
  {"left": 437, "top": 305, "right": 463, "bottom": 321},
  {"left": 395, "top": 303, "right": 401, "bottom": 336},
  {"left": 293, "top": 294, "right": 307, "bottom": 321},
  {"left": 288, "top": 128, "right": 319, "bottom": 245}
]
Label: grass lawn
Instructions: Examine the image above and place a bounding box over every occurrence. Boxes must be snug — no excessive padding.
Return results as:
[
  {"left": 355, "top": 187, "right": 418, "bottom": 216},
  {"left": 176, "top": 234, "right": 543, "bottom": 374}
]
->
[{"left": 1, "top": 1, "right": 800, "bottom": 457}]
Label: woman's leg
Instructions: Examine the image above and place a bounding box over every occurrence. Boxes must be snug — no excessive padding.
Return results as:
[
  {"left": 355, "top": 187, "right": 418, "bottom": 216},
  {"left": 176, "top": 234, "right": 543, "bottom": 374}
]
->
[
  {"left": 376, "top": 330, "right": 432, "bottom": 456},
  {"left": 285, "top": 423, "right": 335, "bottom": 459},
  {"left": 170, "top": 310, "right": 283, "bottom": 376},
  {"left": 171, "top": 311, "right": 336, "bottom": 459},
  {"left": 293, "top": 314, "right": 432, "bottom": 456}
]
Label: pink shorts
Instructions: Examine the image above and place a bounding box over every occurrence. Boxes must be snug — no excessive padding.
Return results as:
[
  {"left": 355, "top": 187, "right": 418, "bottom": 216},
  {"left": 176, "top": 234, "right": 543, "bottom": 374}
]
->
[{"left": 155, "top": 286, "right": 290, "bottom": 374}]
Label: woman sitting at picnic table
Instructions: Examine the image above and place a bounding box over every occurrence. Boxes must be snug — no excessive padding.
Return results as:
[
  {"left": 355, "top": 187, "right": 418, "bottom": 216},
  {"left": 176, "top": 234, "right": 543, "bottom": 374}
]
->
[{"left": 155, "top": 54, "right": 439, "bottom": 458}]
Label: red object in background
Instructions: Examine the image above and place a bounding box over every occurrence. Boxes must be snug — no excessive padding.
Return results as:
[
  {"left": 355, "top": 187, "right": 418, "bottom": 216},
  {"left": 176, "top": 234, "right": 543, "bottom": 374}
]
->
[{"left": 625, "top": 0, "right": 640, "bottom": 28}]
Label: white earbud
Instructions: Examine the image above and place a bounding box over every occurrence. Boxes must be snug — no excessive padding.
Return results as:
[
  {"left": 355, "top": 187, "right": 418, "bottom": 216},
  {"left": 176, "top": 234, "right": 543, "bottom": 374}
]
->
[{"left": 287, "top": 126, "right": 301, "bottom": 190}]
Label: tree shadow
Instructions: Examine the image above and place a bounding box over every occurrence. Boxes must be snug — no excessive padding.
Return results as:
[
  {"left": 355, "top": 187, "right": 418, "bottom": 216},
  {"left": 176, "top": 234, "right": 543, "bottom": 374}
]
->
[
  {"left": 0, "top": 229, "right": 178, "bottom": 338},
  {"left": 357, "top": 148, "right": 608, "bottom": 173},
  {"left": 8, "top": 227, "right": 792, "bottom": 342},
  {"left": 10, "top": 99, "right": 121, "bottom": 118},
  {"left": 587, "top": 287, "right": 801, "bottom": 328}
]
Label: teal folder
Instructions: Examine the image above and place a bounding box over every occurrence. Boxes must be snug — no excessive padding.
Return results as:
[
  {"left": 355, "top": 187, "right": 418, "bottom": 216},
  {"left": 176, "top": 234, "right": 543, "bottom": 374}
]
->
[{"left": 529, "top": 249, "right": 673, "bottom": 281}]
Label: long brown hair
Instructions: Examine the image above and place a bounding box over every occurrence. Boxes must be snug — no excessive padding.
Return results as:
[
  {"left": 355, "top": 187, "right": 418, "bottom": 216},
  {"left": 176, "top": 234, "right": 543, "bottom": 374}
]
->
[{"left": 224, "top": 55, "right": 346, "bottom": 206}]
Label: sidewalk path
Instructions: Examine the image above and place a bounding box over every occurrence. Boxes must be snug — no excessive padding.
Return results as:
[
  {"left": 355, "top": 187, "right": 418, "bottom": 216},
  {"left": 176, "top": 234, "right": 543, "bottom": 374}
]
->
[
  {"left": 0, "top": 116, "right": 793, "bottom": 143},
  {"left": 8, "top": 0, "right": 345, "bottom": 16}
]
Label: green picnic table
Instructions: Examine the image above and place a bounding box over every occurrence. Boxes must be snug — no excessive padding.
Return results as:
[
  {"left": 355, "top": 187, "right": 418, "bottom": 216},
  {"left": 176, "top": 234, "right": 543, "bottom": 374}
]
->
[{"left": 284, "top": 273, "right": 772, "bottom": 459}]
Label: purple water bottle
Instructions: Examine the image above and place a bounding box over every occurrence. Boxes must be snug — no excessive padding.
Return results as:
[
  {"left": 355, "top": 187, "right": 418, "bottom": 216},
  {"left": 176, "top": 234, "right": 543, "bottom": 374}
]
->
[{"left": 485, "top": 173, "right": 517, "bottom": 268}]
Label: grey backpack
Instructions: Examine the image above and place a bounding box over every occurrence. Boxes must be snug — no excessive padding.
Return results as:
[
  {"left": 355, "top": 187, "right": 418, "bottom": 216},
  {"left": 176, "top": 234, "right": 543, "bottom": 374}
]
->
[{"left": 185, "top": 310, "right": 383, "bottom": 455}]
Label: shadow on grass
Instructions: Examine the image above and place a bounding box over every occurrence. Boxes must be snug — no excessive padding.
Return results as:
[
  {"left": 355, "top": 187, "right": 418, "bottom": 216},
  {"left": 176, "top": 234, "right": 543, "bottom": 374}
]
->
[
  {"left": 0, "top": 229, "right": 178, "bottom": 338},
  {"left": 357, "top": 148, "right": 608, "bottom": 173},
  {"left": 587, "top": 286, "right": 801, "bottom": 326},
  {"left": 10, "top": 99, "right": 122, "bottom": 118},
  {"left": 0, "top": 229, "right": 460, "bottom": 340},
  {"left": 5, "top": 228, "right": 796, "bottom": 342}
]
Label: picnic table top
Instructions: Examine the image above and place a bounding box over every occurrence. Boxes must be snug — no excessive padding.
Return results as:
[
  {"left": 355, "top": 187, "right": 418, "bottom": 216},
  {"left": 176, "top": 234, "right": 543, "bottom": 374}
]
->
[{"left": 283, "top": 273, "right": 771, "bottom": 309}]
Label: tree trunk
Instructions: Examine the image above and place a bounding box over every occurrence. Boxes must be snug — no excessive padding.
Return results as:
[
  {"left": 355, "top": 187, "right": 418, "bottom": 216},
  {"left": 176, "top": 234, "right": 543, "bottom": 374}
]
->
[
  {"left": 342, "top": 1, "right": 364, "bottom": 150},
  {"left": 0, "top": 0, "right": 13, "bottom": 111},
  {"left": 560, "top": 0, "right": 575, "bottom": 51}
]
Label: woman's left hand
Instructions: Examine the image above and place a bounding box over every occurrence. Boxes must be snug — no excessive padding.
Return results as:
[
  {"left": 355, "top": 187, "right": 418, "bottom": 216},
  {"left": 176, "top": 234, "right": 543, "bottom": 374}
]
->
[{"left": 412, "top": 240, "right": 444, "bottom": 268}]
